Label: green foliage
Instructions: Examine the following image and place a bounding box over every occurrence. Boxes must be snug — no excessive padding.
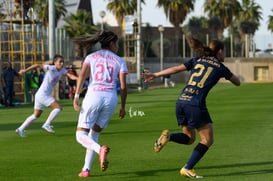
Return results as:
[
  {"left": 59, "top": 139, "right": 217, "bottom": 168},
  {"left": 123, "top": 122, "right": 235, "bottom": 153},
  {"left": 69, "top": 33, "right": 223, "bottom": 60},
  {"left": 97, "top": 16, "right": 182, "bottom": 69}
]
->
[
  {"left": 268, "top": 9, "right": 273, "bottom": 33},
  {"left": 1, "top": 83, "right": 273, "bottom": 180},
  {"left": 62, "top": 10, "right": 98, "bottom": 38},
  {"left": 204, "top": 0, "right": 241, "bottom": 29},
  {"left": 183, "top": 16, "right": 209, "bottom": 42},
  {"left": 33, "top": 0, "right": 67, "bottom": 27},
  {"left": 106, "top": 0, "right": 145, "bottom": 26},
  {"left": 157, "top": 0, "right": 195, "bottom": 27},
  {"left": 237, "top": 0, "right": 262, "bottom": 34},
  {"left": 239, "top": 21, "right": 259, "bottom": 34}
]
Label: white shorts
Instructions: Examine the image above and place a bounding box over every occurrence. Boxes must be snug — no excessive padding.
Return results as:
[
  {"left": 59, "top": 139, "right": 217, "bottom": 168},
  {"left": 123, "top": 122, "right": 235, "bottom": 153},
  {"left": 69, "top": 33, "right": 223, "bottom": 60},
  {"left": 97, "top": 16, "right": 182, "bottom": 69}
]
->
[
  {"left": 34, "top": 94, "right": 55, "bottom": 110},
  {"left": 77, "top": 91, "right": 118, "bottom": 129}
]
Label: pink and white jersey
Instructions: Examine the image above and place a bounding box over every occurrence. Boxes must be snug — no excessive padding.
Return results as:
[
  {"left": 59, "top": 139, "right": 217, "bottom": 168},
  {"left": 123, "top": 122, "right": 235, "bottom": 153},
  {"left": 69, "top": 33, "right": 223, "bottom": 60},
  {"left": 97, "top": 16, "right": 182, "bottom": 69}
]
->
[
  {"left": 36, "top": 65, "right": 67, "bottom": 96},
  {"left": 84, "top": 49, "right": 128, "bottom": 93}
]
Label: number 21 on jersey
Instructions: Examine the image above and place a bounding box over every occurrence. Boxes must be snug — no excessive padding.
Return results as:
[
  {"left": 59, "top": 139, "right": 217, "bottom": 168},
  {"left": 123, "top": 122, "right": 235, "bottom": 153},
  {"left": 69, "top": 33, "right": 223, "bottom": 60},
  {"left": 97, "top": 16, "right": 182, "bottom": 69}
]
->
[{"left": 188, "top": 64, "right": 213, "bottom": 88}]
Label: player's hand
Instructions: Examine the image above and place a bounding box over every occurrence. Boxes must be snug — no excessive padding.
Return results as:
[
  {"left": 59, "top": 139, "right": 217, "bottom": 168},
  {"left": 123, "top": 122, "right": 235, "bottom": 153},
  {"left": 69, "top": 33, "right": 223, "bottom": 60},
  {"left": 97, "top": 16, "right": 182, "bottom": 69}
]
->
[
  {"left": 18, "top": 69, "right": 26, "bottom": 76},
  {"left": 142, "top": 72, "right": 155, "bottom": 82},
  {"left": 73, "top": 97, "right": 80, "bottom": 112},
  {"left": 119, "top": 108, "right": 126, "bottom": 119}
]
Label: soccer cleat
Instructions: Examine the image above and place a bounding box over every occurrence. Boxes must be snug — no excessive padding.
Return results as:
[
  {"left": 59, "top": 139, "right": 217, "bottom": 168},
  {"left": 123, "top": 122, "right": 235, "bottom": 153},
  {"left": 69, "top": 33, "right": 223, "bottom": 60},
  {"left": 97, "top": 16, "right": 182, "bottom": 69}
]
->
[
  {"left": 180, "top": 167, "right": 203, "bottom": 179},
  {"left": 16, "top": 128, "right": 26, "bottom": 137},
  {"left": 42, "top": 124, "right": 55, "bottom": 133},
  {"left": 99, "top": 145, "right": 110, "bottom": 172},
  {"left": 78, "top": 169, "right": 90, "bottom": 177},
  {"left": 154, "top": 129, "right": 170, "bottom": 152}
]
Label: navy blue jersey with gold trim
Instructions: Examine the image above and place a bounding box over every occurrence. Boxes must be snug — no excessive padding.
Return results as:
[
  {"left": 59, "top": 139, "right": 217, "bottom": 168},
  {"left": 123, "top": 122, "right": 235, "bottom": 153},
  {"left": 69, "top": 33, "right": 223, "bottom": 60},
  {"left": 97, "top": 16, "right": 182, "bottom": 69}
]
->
[{"left": 179, "top": 56, "right": 233, "bottom": 107}]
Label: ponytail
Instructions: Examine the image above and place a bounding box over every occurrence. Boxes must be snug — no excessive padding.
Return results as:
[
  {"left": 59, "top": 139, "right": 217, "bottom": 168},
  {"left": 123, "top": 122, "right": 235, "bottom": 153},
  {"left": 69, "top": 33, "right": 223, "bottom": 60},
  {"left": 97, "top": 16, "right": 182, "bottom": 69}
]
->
[
  {"left": 186, "top": 36, "right": 224, "bottom": 57},
  {"left": 94, "top": 30, "right": 118, "bottom": 48}
]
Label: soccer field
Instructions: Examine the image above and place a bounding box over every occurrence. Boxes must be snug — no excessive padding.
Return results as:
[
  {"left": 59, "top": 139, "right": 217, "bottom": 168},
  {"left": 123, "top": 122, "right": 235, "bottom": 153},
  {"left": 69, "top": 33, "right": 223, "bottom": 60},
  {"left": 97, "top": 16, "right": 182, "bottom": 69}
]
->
[{"left": 0, "top": 83, "right": 273, "bottom": 181}]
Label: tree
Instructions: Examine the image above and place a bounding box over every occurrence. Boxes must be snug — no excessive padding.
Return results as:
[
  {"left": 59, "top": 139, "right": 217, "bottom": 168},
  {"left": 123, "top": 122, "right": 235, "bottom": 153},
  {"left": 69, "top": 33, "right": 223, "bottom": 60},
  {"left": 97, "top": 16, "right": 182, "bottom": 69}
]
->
[
  {"left": 237, "top": 0, "right": 262, "bottom": 56},
  {"left": 106, "top": 0, "right": 145, "bottom": 26},
  {"left": 157, "top": 0, "right": 195, "bottom": 56},
  {"left": 33, "top": 0, "right": 67, "bottom": 27},
  {"left": 238, "top": 0, "right": 262, "bottom": 34},
  {"left": 207, "top": 16, "right": 222, "bottom": 40},
  {"left": 204, "top": 0, "right": 241, "bottom": 39},
  {"left": 183, "top": 16, "right": 209, "bottom": 57},
  {"left": 183, "top": 16, "right": 208, "bottom": 41},
  {"left": 157, "top": 0, "right": 195, "bottom": 27},
  {"left": 78, "top": 0, "right": 94, "bottom": 25},
  {"left": 62, "top": 10, "right": 98, "bottom": 57},
  {"left": 268, "top": 9, "right": 273, "bottom": 33},
  {"left": 228, "top": 21, "right": 242, "bottom": 57},
  {"left": 63, "top": 10, "right": 97, "bottom": 38}
]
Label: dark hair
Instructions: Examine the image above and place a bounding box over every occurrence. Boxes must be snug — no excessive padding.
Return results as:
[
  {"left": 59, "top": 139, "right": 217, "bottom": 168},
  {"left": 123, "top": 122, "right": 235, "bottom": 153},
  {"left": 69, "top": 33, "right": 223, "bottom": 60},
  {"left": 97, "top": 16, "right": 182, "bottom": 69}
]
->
[
  {"left": 208, "top": 40, "right": 224, "bottom": 55},
  {"left": 94, "top": 30, "right": 118, "bottom": 49},
  {"left": 187, "top": 36, "right": 224, "bottom": 57},
  {"left": 51, "top": 54, "right": 64, "bottom": 65}
]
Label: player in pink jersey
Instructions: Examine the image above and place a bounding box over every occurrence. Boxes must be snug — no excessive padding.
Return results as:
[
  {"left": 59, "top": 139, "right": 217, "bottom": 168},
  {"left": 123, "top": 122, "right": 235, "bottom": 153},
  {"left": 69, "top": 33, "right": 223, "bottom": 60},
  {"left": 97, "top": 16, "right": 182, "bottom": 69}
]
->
[
  {"left": 73, "top": 31, "right": 128, "bottom": 177},
  {"left": 16, "top": 55, "right": 78, "bottom": 137}
]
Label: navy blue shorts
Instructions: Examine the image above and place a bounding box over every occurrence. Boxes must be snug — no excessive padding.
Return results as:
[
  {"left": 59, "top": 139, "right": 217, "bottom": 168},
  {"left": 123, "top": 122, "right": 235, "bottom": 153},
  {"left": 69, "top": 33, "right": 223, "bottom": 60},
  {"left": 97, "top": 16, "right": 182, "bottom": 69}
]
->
[{"left": 176, "top": 100, "right": 212, "bottom": 129}]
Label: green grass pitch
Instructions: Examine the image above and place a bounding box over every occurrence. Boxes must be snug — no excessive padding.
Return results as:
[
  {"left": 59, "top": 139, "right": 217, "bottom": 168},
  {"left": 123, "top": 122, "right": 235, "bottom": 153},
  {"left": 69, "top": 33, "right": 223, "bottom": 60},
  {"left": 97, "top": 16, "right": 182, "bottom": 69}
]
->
[{"left": 1, "top": 83, "right": 273, "bottom": 181}]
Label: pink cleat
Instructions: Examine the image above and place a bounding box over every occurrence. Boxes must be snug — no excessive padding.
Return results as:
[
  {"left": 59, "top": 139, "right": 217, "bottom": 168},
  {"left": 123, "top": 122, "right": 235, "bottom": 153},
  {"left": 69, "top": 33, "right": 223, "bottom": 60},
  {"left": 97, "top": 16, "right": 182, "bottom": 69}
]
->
[
  {"left": 78, "top": 169, "right": 90, "bottom": 177},
  {"left": 99, "top": 145, "right": 110, "bottom": 171}
]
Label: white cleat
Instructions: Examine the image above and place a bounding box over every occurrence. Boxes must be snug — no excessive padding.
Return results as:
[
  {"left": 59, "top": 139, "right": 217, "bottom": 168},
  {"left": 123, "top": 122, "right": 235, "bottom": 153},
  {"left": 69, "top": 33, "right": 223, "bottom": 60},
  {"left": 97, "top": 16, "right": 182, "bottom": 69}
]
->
[
  {"left": 16, "top": 128, "right": 26, "bottom": 137},
  {"left": 42, "top": 124, "right": 55, "bottom": 133}
]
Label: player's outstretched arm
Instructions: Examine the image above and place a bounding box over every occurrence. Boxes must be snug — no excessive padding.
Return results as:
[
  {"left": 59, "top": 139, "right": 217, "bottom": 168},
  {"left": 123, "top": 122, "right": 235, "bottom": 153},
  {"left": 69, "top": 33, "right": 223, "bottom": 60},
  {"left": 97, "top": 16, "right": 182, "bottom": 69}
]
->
[
  {"left": 19, "top": 64, "right": 43, "bottom": 76},
  {"left": 229, "top": 74, "right": 241, "bottom": 86},
  {"left": 66, "top": 72, "right": 78, "bottom": 81},
  {"left": 142, "top": 64, "right": 187, "bottom": 82}
]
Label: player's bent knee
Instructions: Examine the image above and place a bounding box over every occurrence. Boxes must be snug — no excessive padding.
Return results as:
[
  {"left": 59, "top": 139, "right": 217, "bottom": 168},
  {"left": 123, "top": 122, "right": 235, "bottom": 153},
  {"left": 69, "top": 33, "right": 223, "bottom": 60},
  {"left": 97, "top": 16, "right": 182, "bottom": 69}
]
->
[
  {"left": 187, "top": 137, "right": 196, "bottom": 145},
  {"left": 201, "top": 139, "right": 213, "bottom": 147},
  {"left": 76, "top": 130, "right": 88, "bottom": 145}
]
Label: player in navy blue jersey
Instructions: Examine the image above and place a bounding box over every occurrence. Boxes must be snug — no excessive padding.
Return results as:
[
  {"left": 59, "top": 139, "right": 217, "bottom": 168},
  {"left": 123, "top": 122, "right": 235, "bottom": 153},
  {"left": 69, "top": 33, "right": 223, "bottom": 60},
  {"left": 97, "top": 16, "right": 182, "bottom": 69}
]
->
[{"left": 142, "top": 37, "right": 240, "bottom": 179}]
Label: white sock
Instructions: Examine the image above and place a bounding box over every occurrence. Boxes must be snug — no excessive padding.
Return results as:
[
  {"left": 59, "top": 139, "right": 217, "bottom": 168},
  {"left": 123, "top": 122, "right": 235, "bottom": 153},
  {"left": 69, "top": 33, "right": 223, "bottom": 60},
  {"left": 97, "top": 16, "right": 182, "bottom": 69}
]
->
[
  {"left": 18, "top": 114, "right": 37, "bottom": 131},
  {"left": 82, "top": 130, "right": 100, "bottom": 170},
  {"left": 76, "top": 130, "right": 101, "bottom": 154},
  {"left": 43, "top": 108, "right": 61, "bottom": 126}
]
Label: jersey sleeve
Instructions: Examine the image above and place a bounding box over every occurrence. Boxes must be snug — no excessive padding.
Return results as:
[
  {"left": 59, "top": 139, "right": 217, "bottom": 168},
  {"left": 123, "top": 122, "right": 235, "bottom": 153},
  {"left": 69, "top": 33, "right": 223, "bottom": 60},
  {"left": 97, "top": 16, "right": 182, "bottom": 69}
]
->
[
  {"left": 120, "top": 59, "right": 128, "bottom": 74},
  {"left": 43, "top": 64, "right": 56, "bottom": 72},
  {"left": 42, "top": 64, "right": 50, "bottom": 71},
  {"left": 184, "top": 57, "right": 198, "bottom": 71},
  {"left": 83, "top": 55, "right": 91, "bottom": 66},
  {"left": 221, "top": 64, "right": 233, "bottom": 80}
]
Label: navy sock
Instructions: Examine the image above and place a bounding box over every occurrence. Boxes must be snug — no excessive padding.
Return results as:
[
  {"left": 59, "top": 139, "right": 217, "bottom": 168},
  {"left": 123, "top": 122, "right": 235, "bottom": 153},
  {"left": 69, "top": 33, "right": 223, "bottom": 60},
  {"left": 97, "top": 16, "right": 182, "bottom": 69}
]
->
[
  {"left": 170, "top": 133, "right": 190, "bottom": 144},
  {"left": 185, "top": 143, "right": 208, "bottom": 169}
]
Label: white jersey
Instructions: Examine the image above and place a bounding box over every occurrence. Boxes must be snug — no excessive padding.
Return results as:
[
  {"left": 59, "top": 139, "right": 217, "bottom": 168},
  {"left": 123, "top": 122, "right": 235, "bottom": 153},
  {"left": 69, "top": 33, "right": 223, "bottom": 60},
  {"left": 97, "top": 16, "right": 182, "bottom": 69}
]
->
[
  {"left": 84, "top": 49, "right": 128, "bottom": 95},
  {"left": 77, "top": 50, "right": 128, "bottom": 129},
  {"left": 36, "top": 65, "right": 67, "bottom": 97}
]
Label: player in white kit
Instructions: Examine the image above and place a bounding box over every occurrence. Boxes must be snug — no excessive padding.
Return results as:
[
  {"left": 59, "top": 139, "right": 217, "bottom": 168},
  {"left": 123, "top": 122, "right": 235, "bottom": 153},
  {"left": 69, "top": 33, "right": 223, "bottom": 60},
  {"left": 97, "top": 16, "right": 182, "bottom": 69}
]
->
[
  {"left": 73, "top": 31, "right": 128, "bottom": 177},
  {"left": 16, "top": 55, "right": 78, "bottom": 137}
]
